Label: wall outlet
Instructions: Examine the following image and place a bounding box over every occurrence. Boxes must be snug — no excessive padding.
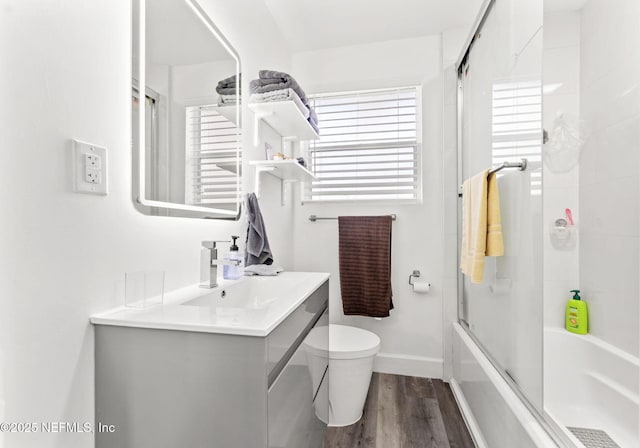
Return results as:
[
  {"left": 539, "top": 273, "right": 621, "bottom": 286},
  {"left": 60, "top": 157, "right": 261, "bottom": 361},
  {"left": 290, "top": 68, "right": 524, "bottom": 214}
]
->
[
  {"left": 85, "top": 170, "right": 101, "bottom": 184},
  {"left": 85, "top": 153, "right": 101, "bottom": 169},
  {"left": 72, "top": 139, "right": 108, "bottom": 195}
]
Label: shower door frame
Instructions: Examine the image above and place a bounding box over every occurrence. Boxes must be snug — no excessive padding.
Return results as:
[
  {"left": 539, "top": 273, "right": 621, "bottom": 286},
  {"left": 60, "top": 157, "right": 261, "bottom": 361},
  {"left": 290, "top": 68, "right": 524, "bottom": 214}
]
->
[{"left": 454, "top": 1, "right": 574, "bottom": 447}]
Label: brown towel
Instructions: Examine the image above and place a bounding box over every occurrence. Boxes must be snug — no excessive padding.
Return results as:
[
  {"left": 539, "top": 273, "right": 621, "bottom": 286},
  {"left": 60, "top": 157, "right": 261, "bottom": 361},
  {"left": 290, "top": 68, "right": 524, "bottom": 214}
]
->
[{"left": 338, "top": 216, "right": 393, "bottom": 317}]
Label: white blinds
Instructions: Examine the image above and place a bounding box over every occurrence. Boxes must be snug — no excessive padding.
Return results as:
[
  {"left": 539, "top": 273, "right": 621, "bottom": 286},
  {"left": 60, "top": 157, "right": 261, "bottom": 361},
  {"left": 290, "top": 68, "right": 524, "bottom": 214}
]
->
[
  {"left": 491, "top": 80, "right": 542, "bottom": 193},
  {"left": 185, "top": 105, "right": 241, "bottom": 208},
  {"left": 306, "top": 87, "right": 420, "bottom": 202}
]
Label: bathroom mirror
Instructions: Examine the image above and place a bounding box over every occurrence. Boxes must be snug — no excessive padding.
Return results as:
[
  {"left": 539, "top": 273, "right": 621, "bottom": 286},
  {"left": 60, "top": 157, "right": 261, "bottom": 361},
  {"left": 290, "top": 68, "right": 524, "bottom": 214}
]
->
[{"left": 132, "top": 0, "right": 242, "bottom": 219}]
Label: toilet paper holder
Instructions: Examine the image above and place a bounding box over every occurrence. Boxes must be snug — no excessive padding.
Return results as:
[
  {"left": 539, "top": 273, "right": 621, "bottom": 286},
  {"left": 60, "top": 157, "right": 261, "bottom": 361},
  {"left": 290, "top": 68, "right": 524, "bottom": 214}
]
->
[
  {"left": 408, "top": 270, "right": 421, "bottom": 285},
  {"left": 408, "top": 270, "right": 430, "bottom": 293}
]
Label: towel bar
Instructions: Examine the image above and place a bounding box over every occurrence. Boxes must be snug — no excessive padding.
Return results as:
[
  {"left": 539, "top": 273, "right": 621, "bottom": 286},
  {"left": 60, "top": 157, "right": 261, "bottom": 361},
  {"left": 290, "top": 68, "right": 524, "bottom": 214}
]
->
[
  {"left": 309, "top": 214, "right": 397, "bottom": 222},
  {"left": 488, "top": 158, "right": 527, "bottom": 176},
  {"left": 458, "top": 158, "right": 528, "bottom": 197}
]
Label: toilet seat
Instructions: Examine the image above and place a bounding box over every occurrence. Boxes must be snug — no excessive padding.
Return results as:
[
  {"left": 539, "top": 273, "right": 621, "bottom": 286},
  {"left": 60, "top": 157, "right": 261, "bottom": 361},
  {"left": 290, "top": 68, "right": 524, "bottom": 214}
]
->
[{"left": 305, "top": 324, "right": 381, "bottom": 360}]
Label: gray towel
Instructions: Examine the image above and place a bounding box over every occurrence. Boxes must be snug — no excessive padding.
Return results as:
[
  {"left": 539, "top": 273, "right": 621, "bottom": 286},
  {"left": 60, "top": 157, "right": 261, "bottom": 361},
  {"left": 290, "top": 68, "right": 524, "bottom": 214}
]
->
[
  {"left": 244, "top": 193, "right": 274, "bottom": 266},
  {"left": 308, "top": 117, "right": 319, "bottom": 134},
  {"left": 308, "top": 106, "right": 318, "bottom": 125},
  {"left": 250, "top": 70, "right": 309, "bottom": 106},
  {"left": 216, "top": 74, "right": 241, "bottom": 95}
]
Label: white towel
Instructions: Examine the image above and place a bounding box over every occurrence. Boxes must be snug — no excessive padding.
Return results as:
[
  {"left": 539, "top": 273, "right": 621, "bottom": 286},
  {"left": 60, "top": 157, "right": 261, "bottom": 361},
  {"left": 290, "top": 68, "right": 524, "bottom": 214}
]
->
[
  {"left": 217, "top": 94, "right": 238, "bottom": 106},
  {"left": 244, "top": 264, "right": 284, "bottom": 276},
  {"left": 249, "top": 88, "right": 309, "bottom": 119}
]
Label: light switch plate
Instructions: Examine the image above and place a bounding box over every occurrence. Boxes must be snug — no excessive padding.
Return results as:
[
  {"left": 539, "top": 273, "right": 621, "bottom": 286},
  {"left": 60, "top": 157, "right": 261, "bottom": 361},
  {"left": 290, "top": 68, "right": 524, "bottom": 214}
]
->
[{"left": 72, "top": 139, "right": 108, "bottom": 195}]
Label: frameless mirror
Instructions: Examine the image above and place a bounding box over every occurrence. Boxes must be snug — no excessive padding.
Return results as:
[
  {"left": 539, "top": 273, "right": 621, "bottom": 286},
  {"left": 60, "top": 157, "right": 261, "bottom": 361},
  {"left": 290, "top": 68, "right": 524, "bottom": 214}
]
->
[{"left": 132, "top": 0, "right": 242, "bottom": 219}]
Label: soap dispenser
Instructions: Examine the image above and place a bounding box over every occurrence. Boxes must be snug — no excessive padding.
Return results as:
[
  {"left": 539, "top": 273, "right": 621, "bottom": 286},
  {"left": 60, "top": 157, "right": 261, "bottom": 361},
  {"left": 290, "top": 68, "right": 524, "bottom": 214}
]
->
[
  {"left": 565, "top": 289, "right": 588, "bottom": 335},
  {"left": 223, "top": 236, "right": 244, "bottom": 280}
]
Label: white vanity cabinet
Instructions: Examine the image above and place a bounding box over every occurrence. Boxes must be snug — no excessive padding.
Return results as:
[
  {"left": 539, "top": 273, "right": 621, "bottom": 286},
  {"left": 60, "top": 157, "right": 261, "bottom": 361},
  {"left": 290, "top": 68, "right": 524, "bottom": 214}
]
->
[{"left": 94, "top": 280, "right": 329, "bottom": 448}]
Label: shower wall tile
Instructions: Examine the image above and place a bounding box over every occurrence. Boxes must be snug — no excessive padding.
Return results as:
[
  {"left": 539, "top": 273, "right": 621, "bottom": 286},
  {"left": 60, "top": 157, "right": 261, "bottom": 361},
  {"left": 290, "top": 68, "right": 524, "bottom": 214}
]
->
[
  {"left": 579, "top": 0, "right": 640, "bottom": 357},
  {"left": 580, "top": 0, "right": 640, "bottom": 88},
  {"left": 543, "top": 46, "right": 580, "bottom": 96},
  {"left": 595, "top": 116, "right": 640, "bottom": 182},
  {"left": 543, "top": 12, "right": 580, "bottom": 49},
  {"left": 580, "top": 177, "right": 639, "bottom": 238},
  {"left": 581, "top": 66, "right": 640, "bottom": 134},
  {"left": 543, "top": 11, "right": 580, "bottom": 330}
]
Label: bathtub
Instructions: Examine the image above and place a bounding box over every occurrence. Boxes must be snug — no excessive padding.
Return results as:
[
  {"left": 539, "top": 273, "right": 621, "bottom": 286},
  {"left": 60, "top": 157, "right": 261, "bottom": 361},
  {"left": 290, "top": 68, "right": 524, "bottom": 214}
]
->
[
  {"left": 452, "top": 323, "right": 640, "bottom": 448},
  {"left": 451, "top": 323, "right": 557, "bottom": 448},
  {"left": 544, "top": 327, "right": 639, "bottom": 448}
]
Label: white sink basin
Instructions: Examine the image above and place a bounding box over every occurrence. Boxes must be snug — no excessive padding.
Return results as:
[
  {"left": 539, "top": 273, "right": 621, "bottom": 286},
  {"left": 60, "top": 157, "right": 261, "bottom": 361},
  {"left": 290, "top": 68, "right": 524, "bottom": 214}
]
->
[
  {"left": 182, "top": 275, "right": 298, "bottom": 309},
  {"left": 90, "top": 271, "right": 329, "bottom": 337}
]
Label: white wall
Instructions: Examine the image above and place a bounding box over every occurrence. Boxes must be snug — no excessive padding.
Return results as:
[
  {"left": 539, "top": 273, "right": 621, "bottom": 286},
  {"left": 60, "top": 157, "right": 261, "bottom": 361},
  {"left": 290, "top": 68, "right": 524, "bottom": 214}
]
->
[
  {"left": 0, "top": 1, "right": 292, "bottom": 447},
  {"left": 578, "top": 0, "right": 640, "bottom": 357},
  {"left": 542, "top": 12, "right": 580, "bottom": 329},
  {"left": 290, "top": 36, "right": 446, "bottom": 378}
]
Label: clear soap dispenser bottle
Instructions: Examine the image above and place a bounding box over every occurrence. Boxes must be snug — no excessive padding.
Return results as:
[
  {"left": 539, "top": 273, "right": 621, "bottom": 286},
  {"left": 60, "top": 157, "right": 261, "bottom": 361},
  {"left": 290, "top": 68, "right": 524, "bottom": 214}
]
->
[{"left": 223, "top": 236, "right": 244, "bottom": 280}]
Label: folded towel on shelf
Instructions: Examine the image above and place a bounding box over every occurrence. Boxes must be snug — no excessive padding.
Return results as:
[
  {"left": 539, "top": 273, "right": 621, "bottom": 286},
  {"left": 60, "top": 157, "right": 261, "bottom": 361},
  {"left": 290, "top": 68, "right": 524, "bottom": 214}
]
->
[
  {"left": 307, "top": 118, "right": 319, "bottom": 134},
  {"left": 460, "top": 170, "right": 504, "bottom": 284},
  {"left": 243, "top": 264, "right": 284, "bottom": 276},
  {"left": 245, "top": 193, "right": 274, "bottom": 266},
  {"left": 338, "top": 216, "right": 394, "bottom": 318},
  {"left": 216, "top": 74, "right": 241, "bottom": 95},
  {"left": 217, "top": 94, "right": 238, "bottom": 106},
  {"left": 307, "top": 106, "right": 318, "bottom": 125},
  {"left": 249, "top": 88, "right": 309, "bottom": 119},
  {"left": 250, "top": 70, "right": 309, "bottom": 106}
]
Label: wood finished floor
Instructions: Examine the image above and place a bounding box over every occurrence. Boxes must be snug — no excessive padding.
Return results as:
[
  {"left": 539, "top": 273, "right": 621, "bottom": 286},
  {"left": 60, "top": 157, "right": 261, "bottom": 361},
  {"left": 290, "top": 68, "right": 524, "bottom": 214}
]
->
[{"left": 325, "top": 373, "right": 475, "bottom": 448}]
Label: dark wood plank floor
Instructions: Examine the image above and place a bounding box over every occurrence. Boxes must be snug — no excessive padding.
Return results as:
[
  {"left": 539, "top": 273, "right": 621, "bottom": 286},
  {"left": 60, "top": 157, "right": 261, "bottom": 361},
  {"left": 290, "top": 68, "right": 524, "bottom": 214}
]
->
[{"left": 325, "top": 373, "right": 475, "bottom": 448}]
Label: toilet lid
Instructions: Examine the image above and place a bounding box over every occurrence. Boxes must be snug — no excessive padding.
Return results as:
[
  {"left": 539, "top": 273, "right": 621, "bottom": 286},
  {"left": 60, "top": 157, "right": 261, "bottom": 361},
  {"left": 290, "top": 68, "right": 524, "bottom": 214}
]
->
[{"left": 304, "top": 324, "right": 380, "bottom": 360}]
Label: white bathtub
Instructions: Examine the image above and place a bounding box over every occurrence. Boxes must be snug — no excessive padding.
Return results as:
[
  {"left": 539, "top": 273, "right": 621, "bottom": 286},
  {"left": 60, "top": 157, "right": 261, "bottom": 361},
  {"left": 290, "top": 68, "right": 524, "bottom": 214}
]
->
[
  {"left": 544, "top": 327, "right": 639, "bottom": 448},
  {"left": 452, "top": 323, "right": 640, "bottom": 448},
  {"left": 452, "top": 323, "right": 557, "bottom": 448}
]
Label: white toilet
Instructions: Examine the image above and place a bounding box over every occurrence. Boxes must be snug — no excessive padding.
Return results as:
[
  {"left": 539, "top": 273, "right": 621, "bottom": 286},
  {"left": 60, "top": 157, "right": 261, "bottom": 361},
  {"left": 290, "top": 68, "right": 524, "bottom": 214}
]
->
[{"left": 304, "top": 324, "right": 380, "bottom": 427}]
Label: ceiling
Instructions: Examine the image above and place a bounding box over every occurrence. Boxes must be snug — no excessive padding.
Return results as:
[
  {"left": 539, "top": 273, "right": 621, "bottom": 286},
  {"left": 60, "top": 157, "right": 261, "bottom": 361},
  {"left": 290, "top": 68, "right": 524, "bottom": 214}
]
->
[{"left": 263, "top": 0, "right": 484, "bottom": 52}]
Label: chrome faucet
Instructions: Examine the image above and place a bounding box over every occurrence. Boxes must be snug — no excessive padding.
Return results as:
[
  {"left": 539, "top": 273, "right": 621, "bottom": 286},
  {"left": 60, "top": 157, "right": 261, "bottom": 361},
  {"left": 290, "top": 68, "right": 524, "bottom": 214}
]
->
[{"left": 200, "top": 240, "right": 242, "bottom": 288}]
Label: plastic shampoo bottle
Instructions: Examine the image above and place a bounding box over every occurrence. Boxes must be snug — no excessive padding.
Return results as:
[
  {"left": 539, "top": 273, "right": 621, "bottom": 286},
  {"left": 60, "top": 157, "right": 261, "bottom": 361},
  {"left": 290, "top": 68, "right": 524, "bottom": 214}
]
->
[
  {"left": 565, "top": 289, "right": 588, "bottom": 335},
  {"left": 223, "top": 236, "right": 244, "bottom": 280}
]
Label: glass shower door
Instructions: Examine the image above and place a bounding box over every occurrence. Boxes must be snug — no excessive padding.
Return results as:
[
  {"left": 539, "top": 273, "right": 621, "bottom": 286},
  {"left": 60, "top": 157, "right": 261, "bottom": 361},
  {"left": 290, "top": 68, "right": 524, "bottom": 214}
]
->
[{"left": 458, "top": 0, "right": 544, "bottom": 411}]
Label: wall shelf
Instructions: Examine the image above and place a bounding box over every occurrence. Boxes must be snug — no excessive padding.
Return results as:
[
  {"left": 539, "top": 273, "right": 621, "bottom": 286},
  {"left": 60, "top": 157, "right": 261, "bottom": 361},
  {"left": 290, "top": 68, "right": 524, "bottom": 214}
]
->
[
  {"left": 249, "top": 160, "right": 316, "bottom": 205},
  {"left": 215, "top": 104, "right": 239, "bottom": 125},
  {"left": 249, "top": 101, "right": 319, "bottom": 146}
]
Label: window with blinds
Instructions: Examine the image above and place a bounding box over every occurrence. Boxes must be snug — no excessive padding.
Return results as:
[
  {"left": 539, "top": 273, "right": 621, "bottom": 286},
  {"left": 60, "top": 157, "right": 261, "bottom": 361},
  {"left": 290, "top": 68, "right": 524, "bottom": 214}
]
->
[
  {"left": 305, "top": 87, "right": 421, "bottom": 202},
  {"left": 185, "top": 105, "right": 242, "bottom": 209}
]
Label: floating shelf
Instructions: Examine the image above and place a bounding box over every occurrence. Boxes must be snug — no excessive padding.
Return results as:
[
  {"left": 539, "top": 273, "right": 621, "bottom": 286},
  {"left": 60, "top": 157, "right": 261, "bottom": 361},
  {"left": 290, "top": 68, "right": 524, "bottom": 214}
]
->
[
  {"left": 248, "top": 101, "right": 319, "bottom": 146},
  {"left": 249, "top": 160, "right": 316, "bottom": 182},
  {"left": 216, "top": 104, "right": 240, "bottom": 125},
  {"left": 249, "top": 160, "right": 316, "bottom": 205}
]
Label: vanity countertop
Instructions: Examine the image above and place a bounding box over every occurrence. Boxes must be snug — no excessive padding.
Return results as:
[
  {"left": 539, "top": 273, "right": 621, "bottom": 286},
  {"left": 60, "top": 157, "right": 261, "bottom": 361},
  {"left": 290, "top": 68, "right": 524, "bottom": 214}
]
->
[{"left": 90, "top": 271, "right": 330, "bottom": 337}]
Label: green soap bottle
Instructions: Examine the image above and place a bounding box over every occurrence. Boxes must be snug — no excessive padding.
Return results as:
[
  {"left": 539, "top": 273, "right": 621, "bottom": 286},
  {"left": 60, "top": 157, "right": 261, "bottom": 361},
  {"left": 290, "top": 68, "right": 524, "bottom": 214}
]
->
[{"left": 565, "top": 289, "right": 588, "bottom": 335}]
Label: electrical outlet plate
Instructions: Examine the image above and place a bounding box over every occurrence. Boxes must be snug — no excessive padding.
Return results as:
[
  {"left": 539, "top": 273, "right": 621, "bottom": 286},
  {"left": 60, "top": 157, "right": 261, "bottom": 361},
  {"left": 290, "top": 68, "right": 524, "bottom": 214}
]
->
[{"left": 73, "top": 139, "right": 107, "bottom": 195}]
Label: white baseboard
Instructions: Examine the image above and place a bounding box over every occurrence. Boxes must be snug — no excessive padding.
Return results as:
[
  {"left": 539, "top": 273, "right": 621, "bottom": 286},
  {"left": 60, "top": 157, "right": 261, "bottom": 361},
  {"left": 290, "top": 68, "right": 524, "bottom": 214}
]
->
[
  {"left": 373, "top": 352, "right": 443, "bottom": 378},
  {"left": 449, "top": 378, "right": 488, "bottom": 448}
]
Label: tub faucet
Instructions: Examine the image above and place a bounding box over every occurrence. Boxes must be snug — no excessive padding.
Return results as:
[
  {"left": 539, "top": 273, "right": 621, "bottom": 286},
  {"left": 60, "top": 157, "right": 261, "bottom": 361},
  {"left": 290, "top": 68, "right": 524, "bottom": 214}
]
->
[{"left": 200, "top": 240, "right": 242, "bottom": 288}]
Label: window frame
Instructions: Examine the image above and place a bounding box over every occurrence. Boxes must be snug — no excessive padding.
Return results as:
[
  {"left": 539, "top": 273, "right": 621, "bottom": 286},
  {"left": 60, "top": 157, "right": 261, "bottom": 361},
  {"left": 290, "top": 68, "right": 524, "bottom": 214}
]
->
[{"left": 303, "top": 86, "right": 423, "bottom": 205}]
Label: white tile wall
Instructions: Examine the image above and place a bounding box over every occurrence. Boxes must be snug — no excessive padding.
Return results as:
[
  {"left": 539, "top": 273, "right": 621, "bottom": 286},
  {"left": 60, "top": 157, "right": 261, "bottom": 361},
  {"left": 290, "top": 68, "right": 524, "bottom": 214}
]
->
[
  {"left": 542, "top": 11, "right": 581, "bottom": 332},
  {"left": 579, "top": 0, "right": 640, "bottom": 356}
]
